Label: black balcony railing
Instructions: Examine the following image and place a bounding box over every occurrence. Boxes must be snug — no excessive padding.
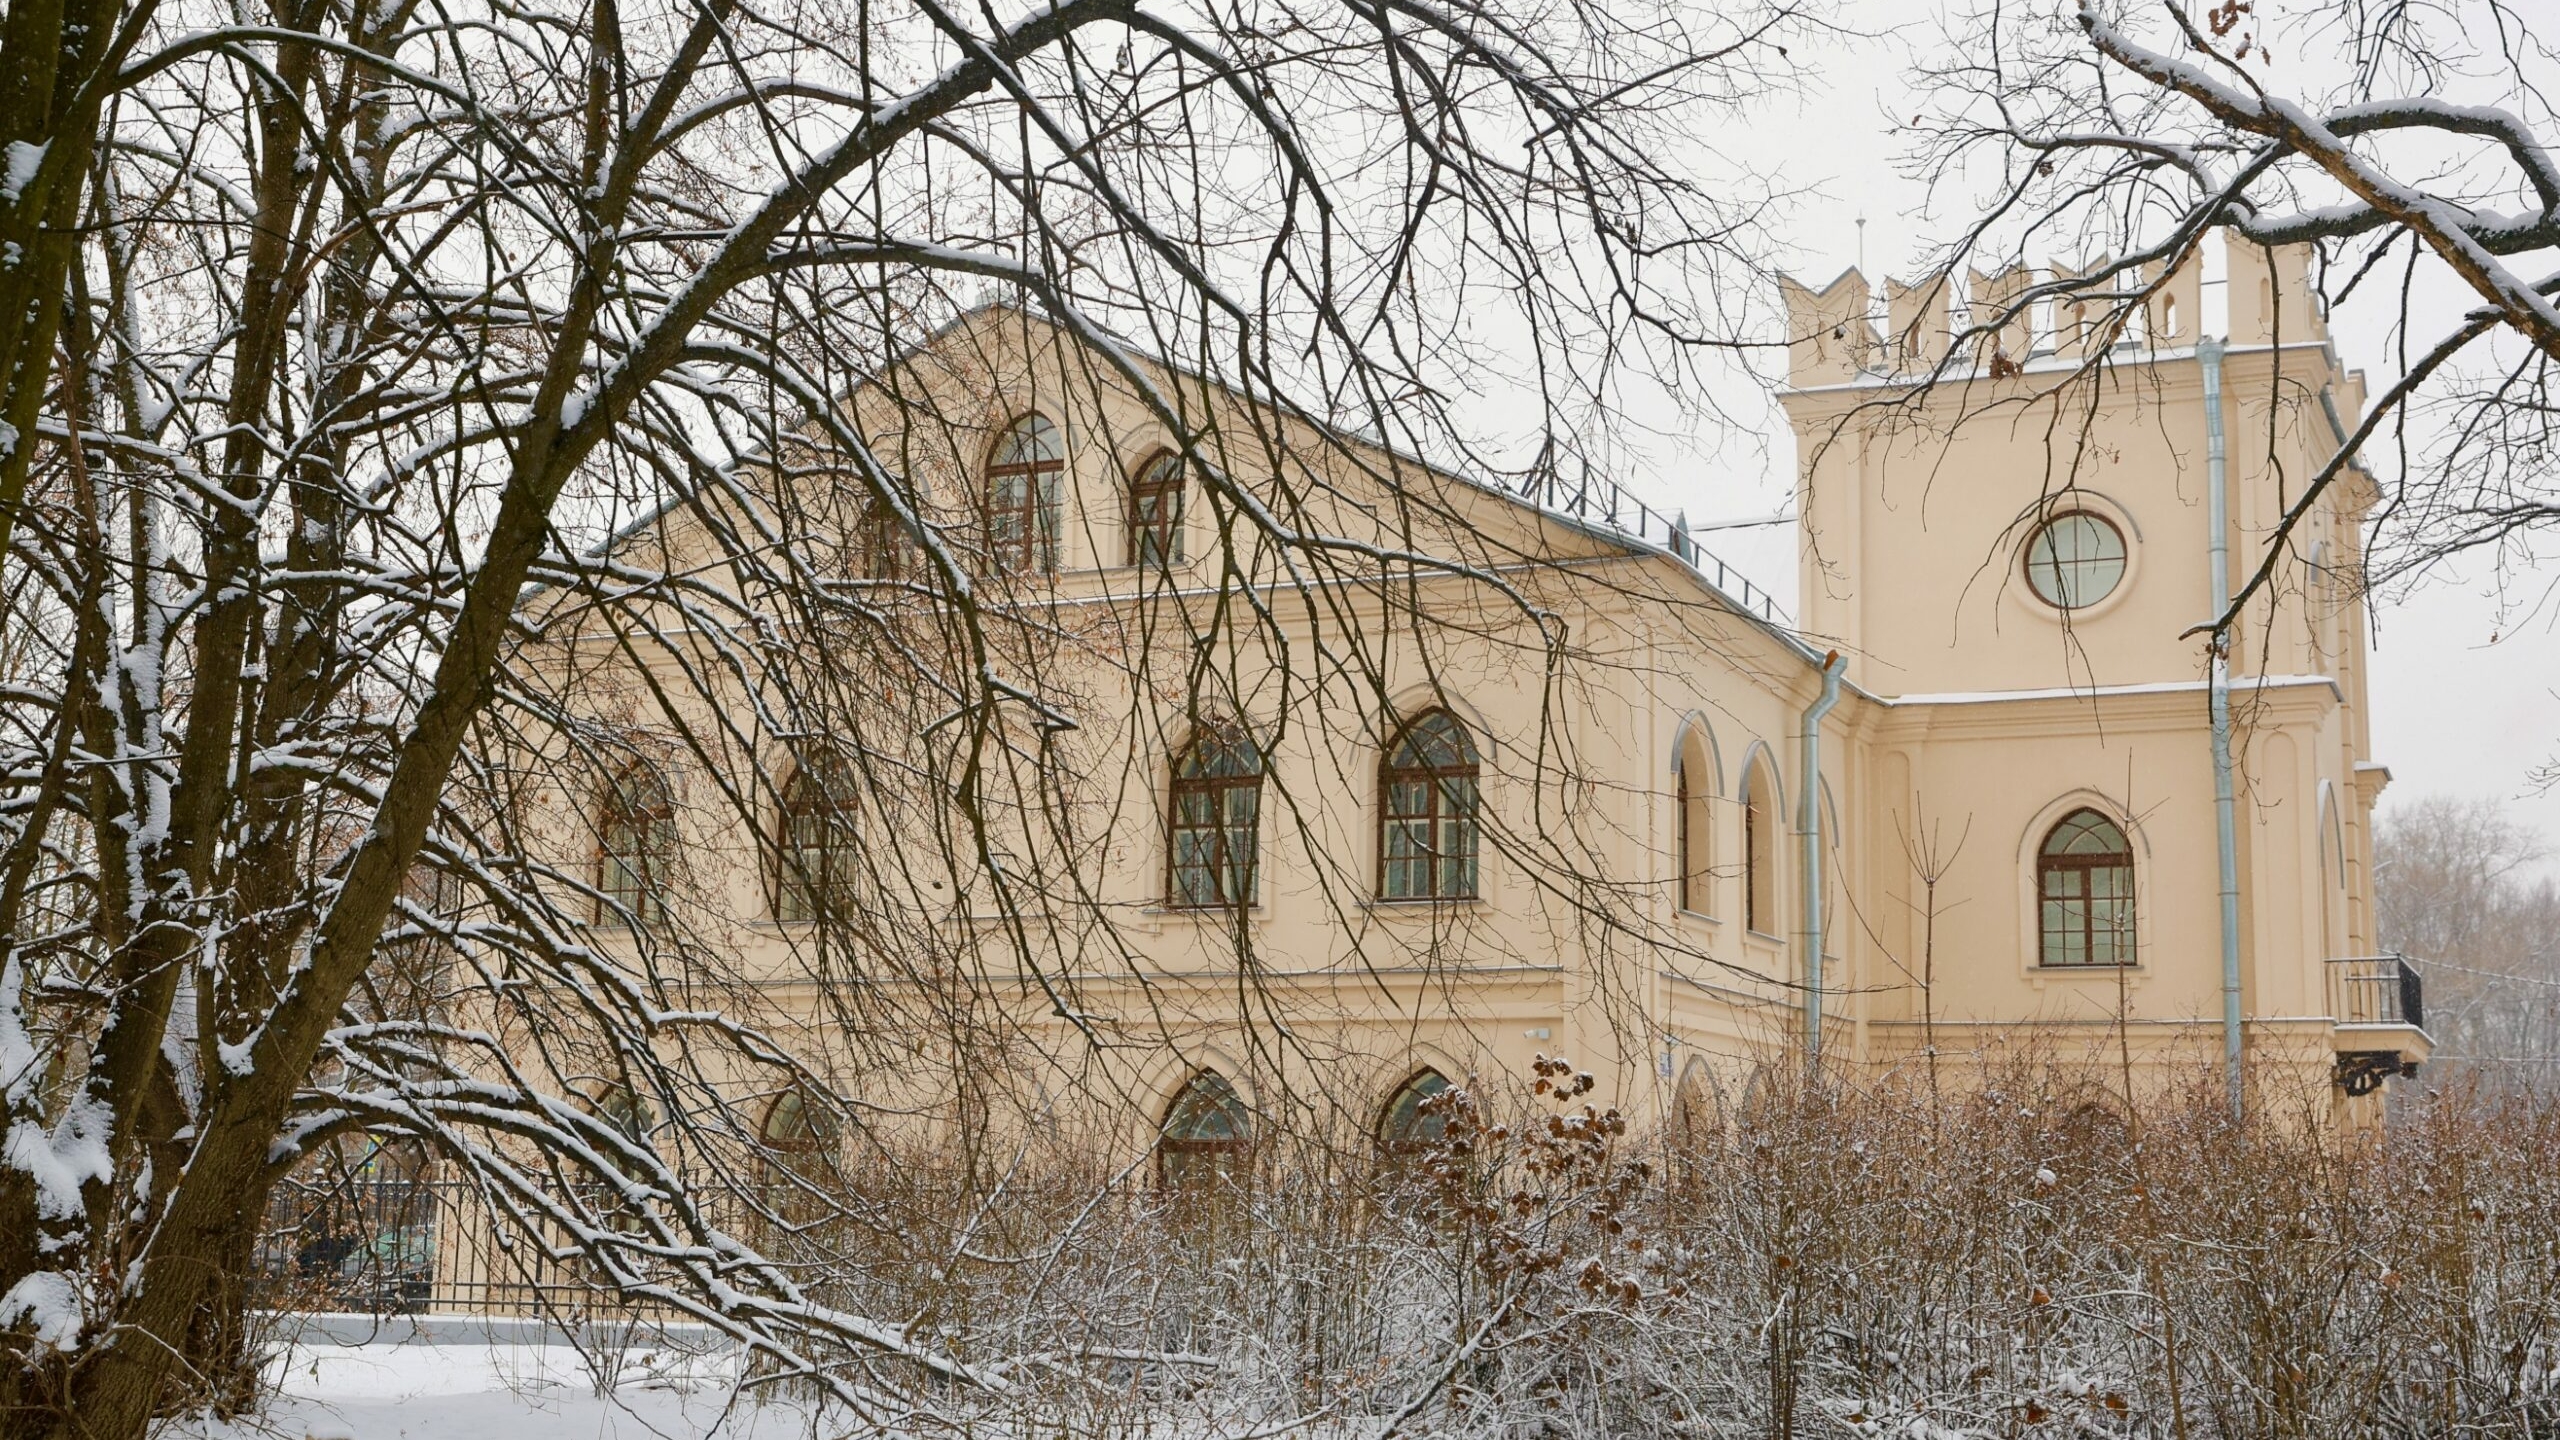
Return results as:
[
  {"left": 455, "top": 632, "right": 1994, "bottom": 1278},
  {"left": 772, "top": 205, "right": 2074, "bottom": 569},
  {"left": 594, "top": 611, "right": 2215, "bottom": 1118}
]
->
[{"left": 2326, "top": 954, "right": 2426, "bottom": 1032}]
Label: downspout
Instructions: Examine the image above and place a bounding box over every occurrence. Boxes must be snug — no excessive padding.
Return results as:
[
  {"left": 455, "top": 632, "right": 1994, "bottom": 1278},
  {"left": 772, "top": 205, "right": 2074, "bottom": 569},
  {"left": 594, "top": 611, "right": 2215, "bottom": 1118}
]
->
[
  {"left": 2201, "top": 336, "right": 2246, "bottom": 1121},
  {"left": 1800, "top": 650, "right": 1847, "bottom": 1065}
]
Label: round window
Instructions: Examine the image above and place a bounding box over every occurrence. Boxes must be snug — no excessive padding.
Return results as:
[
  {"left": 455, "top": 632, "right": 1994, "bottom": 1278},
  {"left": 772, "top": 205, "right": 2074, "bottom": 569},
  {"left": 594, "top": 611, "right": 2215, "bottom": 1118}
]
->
[{"left": 2023, "top": 512, "right": 2127, "bottom": 609}]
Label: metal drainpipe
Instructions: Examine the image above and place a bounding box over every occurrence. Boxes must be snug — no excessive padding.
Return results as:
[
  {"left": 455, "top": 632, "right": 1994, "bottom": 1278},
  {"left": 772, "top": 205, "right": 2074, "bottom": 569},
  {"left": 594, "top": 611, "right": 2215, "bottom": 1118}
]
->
[
  {"left": 1800, "top": 650, "right": 1847, "bottom": 1065},
  {"left": 2202, "top": 336, "right": 2246, "bottom": 1121}
]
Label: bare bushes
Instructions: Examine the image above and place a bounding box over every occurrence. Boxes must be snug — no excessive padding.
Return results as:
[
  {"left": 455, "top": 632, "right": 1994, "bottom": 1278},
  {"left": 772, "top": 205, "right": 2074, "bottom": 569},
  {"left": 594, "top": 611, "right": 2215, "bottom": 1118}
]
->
[{"left": 697, "top": 1062, "right": 2560, "bottom": 1437}]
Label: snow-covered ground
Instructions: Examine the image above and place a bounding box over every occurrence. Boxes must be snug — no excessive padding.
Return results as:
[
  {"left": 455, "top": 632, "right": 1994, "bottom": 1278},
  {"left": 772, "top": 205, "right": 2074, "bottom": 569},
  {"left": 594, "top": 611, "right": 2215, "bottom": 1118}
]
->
[{"left": 164, "top": 1316, "right": 817, "bottom": 1440}]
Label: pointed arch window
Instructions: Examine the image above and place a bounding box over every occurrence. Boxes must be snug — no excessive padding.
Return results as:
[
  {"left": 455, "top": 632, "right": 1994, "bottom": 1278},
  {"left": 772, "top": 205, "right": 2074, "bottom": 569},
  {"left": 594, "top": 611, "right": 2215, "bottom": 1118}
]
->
[
  {"left": 592, "top": 1083, "right": 656, "bottom": 1142},
  {"left": 756, "top": 1090, "right": 844, "bottom": 1226},
  {"left": 1671, "top": 1058, "right": 1718, "bottom": 1154},
  {"left": 1677, "top": 732, "right": 1714, "bottom": 915},
  {"left": 761, "top": 1090, "right": 840, "bottom": 1156},
  {"left": 1169, "top": 729, "right": 1262, "bottom": 908},
  {"left": 1379, "top": 710, "right": 1480, "bottom": 901},
  {"left": 1160, "top": 1072, "right": 1251, "bottom": 1189},
  {"left": 1126, "top": 450, "right": 1186, "bottom": 567},
  {"left": 777, "top": 760, "right": 857, "bottom": 923},
  {"left": 1377, "top": 1069, "right": 1453, "bottom": 1151},
  {"left": 985, "top": 414, "right": 1064, "bottom": 574},
  {"left": 599, "top": 764, "right": 676, "bottom": 926},
  {"left": 1741, "top": 759, "right": 1777, "bottom": 935},
  {"left": 2037, "top": 809, "right": 2136, "bottom": 967}
]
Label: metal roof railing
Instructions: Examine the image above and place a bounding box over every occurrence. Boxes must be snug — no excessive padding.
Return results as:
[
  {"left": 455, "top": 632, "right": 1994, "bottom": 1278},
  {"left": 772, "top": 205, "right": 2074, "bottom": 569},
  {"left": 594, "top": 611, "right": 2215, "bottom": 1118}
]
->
[{"left": 1513, "top": 468, "right": 1790, "bottom": 626}]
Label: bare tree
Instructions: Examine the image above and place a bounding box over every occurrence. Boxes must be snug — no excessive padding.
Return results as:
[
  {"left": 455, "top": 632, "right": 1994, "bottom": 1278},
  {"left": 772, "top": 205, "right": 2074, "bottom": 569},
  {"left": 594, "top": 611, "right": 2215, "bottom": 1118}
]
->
[
  {"left": 2376, "top": 795, "right": 2560, "bottom": 1084},
  {"left": 1898, "top": 0, "right": 2560, "bottom": 633},
  {"left": 0, "top": 0, "right": 1820, "bottom": 1427}
]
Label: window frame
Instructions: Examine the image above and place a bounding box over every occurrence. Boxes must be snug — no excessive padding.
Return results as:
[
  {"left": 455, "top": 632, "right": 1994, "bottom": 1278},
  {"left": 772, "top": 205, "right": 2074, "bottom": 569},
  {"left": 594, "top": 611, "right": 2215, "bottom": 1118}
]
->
[
  {"left": 1159, "top": 1072, "right": 1252, "bottom": 1190},
  {"left": 1675, "top": 735, "right": 1716, "bottom": 917},
  {"left": 1125, "top": 449, "right": 1186, "bottom": 568},
  {"left": 1376, "top": 1068, "right": 1453, "bottom": 1152},
  {"left": 2036, "top": 807, "right": 2138, "bottom": 968},
  {"left": 1166, "top": 728, "right": 1263, "bottom": 909},
  {"left": 775, "top": 761, "right": 857, "bottom": 924},
  {"left": 598, "top": 763, "right": 676, "bottom": 927},
  {"left": 2022, "top": 510, "right": 2129, "bottom": 610},
  {"left": 857, "top": 498, "right": 909, "bottom": 581},
  {"left": 983, "top": 414, "right": 1064, "bottom": 575},
  {"left": 1377, "top": 709, "right": 1482, "bottom": 902},
  {"left": 1741, "top": 759, "right": 1777, "bottom": 937}
]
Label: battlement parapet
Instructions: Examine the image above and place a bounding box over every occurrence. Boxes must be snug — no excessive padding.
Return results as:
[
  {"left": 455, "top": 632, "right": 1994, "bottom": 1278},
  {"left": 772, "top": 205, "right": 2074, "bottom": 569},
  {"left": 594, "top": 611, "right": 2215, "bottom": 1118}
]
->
[{"left": 1780, "top": 236, "right": 2324, "bottom": 389}]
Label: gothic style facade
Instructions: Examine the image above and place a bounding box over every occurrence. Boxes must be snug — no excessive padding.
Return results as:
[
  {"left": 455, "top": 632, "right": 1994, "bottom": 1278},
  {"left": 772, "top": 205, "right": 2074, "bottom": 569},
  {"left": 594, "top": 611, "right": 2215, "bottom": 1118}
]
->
[{"left": 540, "top": 246, "right": 2419, "bottom": 1170}]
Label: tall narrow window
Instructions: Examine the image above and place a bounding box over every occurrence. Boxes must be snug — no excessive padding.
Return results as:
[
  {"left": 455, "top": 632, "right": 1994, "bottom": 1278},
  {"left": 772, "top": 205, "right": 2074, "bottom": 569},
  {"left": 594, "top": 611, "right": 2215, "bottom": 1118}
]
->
[
  {"left": 776, "top": 761, "right": 856, "bottom": 923},
  {"left": 587, "top": 1084, "right": 658, "bottom": 1232},
  {"left": 985, "top": 414, "right": 1064, "bottom": 574},
  {"left": 1379, "top": 710, "right": 1480, "bottom": 901},
  {"left": 599, "top": 764, "right": 675, "bottom": 926},
  {"left": 1671, "top": 1058, "right": 1718, "bottom": 1157},
  {"left": 1168, "top": 729, "right": 1262, "bottom": 908},
  {"left": 1677, "top": 732, "right": 1714, "bottom": 915},
  {"left": 857, "top": 499, "right": 908, "bottom": 580},
  {"left": 1160, "top": 1072, "right": 1251, "bottom": 1189},
  {"left": 1741, "top": 759, "right": 1776, "bottom": 935},
  {"left": 1126, "top": 451, "right": 1186, "bottom": 567},
  {"left": 1377, "top": 1069, "right": 1453, "bottom": 1151},
  {"left": 2037, "top": 809, "right": 2136, "bottom": 967}
]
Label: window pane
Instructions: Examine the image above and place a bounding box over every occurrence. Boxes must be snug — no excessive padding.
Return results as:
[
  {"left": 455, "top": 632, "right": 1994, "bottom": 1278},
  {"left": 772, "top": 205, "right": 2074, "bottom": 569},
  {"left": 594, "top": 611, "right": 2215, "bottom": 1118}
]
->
[
  {"left": 1383, "top": 818, "right": 1431, "bottom": 899},
  {"left": 2092, "top": 900, "right": 2132, "bottom": 964},
  {"left": 1380, "top": 1071, "right": 1452, "bottom": 1146},
  {"left": 993, "top": 415, "right": 1063, "bottom": 467},
  {"left": 2025, "top": 513, "right": 2127, "bottom": 608},
  {"left": 1437, "top": 781, "right": 1479, "bottom": 897}
]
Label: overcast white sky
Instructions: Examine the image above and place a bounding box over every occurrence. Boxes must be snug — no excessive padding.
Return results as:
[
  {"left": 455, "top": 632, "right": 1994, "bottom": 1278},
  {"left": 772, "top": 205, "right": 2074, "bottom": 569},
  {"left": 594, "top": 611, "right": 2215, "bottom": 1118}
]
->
[{"left": 1621, "top": 0, "right": 2560, "bottom": 877}]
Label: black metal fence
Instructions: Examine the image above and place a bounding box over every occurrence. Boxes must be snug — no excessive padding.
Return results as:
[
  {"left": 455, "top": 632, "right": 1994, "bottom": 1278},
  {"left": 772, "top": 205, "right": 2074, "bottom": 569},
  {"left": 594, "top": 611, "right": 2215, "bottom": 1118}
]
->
[
  {"left": 255, "top": 1165, "right": 787, "bottom": 1320},
  {"left": 255, "top": 1163, "right": 441, "bottom": 1314},
  {"left": 256, "top": 1172, "right": 639, "bottom": 1318}
]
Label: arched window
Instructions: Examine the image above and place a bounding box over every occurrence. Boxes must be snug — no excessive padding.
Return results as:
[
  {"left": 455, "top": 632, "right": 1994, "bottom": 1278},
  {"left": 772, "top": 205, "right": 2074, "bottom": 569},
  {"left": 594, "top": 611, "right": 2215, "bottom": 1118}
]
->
[
  {"left": 985, "top": 414, "right": 1064, "bottom": 574},
  {"left": 1379, "top": 710, "right": 1480, "bottom": 900},
  {"left": 857, "top": 499, "right": 909, "bottom": 580},
  {"left": 1671, "top": 1057, "right": 1719, "bottom": 1158},
  {"left": 776, "top": 760, "right": 856, "bottom": 923},
  {"left": 758, "top": 1090, "right": 842, "bottom": 1226},
  {"left": 593, "top": 1084, "right": 656, "bottom": 1142},
  {"left": 1169, "top": 729, "right": 1262, "bottom": 908},
  {"left": 2037, "top": 809, "right": 2136, "bottom": 967},
  {"left": 1741, "top": 757, "right": 1777, "bottom": 935},
  {"left": 1676, "top": 730, "right": 1714, "bottom": 915},
  {"left": 1126, "top": 450, "right": 1185, "bottom": 567},
  {"left": 1376, "top": 1069, "right": 1453, "bottom": 1150},
  {"left": 585, "top": 1084, "right": 658, "bottom": 1232},
  {"left": 761, "top": 1090, "right": 841, "bottom": 1155},
  {"left": 599, "top": 764, "right": 675, "bottom": 926},
  {"left": 1160, "top": 1072, "right": 1251, "bottom": 1189}
]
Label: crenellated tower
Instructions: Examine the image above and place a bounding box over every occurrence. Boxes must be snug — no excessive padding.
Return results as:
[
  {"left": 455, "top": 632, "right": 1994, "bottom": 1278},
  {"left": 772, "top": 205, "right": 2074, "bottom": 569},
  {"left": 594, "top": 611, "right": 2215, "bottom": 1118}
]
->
[{"left": 1775, "top": 235, "right": 2418, "bottom": 1112}]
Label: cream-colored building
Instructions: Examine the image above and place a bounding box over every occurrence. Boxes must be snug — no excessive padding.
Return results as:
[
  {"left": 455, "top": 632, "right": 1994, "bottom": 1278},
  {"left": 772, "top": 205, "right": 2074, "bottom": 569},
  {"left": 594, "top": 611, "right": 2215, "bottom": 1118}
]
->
[{"left": 531, "top": 244, "right": 2424, "bottom": 1177}]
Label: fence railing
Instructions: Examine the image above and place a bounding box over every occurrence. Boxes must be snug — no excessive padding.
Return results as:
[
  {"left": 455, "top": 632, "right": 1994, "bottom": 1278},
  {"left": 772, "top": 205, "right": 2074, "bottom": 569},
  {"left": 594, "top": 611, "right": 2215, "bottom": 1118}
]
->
[
  {"left": 1513, "top": 469, "right": 1789, "bottom": 625},
  {"left": 2327, "top": 954, "right": 2426, "bottom": 1032},
  {"left": 256, "top": 1174, "right": 721, "bottom": 1320},
  {"left": 255, "top": 1170, "right": 441, "bottom": 1314},
  {"left": 257, "top": 1171, "right": 873, "bottom": 1321}
]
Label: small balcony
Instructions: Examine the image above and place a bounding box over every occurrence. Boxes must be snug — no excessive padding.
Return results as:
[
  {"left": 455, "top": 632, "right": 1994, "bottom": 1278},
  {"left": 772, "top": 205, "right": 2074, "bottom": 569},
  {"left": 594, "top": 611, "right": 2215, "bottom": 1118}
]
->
[{"left": 2325, "top": 954, "right": 2431, "bottom": 1095}]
